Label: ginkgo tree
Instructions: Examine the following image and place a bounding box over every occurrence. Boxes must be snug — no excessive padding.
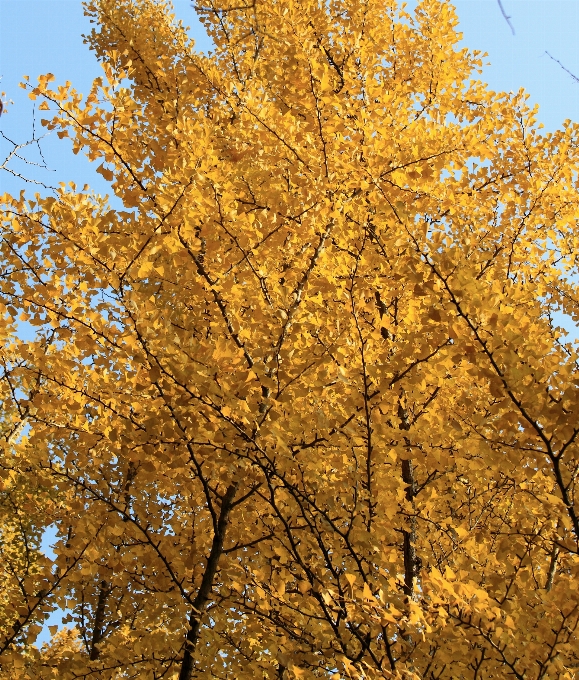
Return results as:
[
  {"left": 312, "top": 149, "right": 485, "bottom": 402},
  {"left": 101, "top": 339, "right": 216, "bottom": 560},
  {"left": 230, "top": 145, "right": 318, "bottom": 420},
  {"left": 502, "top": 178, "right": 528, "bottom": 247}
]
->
[{"left": 1, "top": 0, "right": 579, "bottom": 678}]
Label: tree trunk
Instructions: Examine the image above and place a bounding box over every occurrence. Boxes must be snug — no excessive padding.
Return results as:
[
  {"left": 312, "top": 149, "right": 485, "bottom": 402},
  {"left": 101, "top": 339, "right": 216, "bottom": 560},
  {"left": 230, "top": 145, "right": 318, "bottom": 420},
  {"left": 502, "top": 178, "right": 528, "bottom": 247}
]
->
[
  {"left": 401, "top": 459, "right": 418, "bottom": 598},
  {"left": 398, "top": 401, "right": 419, "bottom": 599},
  {"left": 89, "top": 580, "right": 111, "bottom": 660},
  {"left": 178, "top": 482, "right": 238, "bottom": 680}
]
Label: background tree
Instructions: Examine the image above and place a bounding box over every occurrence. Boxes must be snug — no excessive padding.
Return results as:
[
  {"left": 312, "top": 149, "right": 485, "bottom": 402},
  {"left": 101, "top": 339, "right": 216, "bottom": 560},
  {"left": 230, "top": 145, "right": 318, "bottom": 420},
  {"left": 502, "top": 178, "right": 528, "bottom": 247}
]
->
[{"left": 1, "top": 0, "right": 579, "bottom": 678}]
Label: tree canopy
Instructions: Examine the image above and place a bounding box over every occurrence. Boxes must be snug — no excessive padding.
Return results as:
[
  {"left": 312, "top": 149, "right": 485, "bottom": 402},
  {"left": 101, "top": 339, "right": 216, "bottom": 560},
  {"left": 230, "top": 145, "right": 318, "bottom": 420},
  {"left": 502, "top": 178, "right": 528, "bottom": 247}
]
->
[{"left": 1, "top": 0, "right": 579, "bottom": 678}]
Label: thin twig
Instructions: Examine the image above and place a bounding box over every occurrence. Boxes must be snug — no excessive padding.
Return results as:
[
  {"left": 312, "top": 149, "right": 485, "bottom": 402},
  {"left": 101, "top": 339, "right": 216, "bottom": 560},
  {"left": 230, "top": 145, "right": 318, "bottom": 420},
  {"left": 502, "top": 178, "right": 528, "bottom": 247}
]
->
[
  {"left": 497, "top": 0, "right": 515, "bottom": 35},
  {"left": 545, "top": 51, "right": 579, "bottom": 84},
  {"left": 0, "top": 130, "right": 57, "bottom": 190}
]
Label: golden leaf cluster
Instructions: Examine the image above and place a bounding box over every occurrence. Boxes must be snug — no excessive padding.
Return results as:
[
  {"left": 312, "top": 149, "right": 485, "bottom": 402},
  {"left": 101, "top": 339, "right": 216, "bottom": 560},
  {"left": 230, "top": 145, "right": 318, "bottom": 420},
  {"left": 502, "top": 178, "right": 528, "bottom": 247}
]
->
[{"left": 1, "top": 0, "right": 579, "bottom": 677}]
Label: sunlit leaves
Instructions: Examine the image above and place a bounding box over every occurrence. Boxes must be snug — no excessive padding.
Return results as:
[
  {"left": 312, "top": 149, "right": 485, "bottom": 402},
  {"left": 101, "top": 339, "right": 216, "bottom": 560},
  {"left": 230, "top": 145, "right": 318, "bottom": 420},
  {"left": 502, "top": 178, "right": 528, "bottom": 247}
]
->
[{"left": 1, "top": 0, "right": 579, "bottom": 677}]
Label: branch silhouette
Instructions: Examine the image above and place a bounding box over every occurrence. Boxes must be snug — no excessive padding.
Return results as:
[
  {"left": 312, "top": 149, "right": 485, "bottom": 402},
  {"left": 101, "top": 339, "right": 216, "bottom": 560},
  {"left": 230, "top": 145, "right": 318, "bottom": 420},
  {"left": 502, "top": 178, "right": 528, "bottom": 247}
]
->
[
  {"left": 497, "top": 0, "right": 515, "bottom": 35},
  {"left": 546, "top": 51, "right": 579, "bottom": 84}
]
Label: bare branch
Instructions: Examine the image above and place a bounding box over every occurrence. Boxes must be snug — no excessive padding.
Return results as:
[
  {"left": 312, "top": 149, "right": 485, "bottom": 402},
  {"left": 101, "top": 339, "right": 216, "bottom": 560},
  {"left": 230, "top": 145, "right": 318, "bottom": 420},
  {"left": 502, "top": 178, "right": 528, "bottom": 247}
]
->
[
  {"left": 497, "top": 0, "right": 515, "bottom": 35},
  {"left": 546, "top": 51, "right": 579, "bottom": 84}
]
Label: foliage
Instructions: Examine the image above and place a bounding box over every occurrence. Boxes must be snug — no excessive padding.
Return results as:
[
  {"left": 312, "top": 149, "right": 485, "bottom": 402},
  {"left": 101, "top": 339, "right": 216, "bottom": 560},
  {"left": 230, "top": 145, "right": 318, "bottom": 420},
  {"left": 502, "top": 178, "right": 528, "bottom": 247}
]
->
[{"left": 1, "top": 0, "right": 579, "bottom": 677}]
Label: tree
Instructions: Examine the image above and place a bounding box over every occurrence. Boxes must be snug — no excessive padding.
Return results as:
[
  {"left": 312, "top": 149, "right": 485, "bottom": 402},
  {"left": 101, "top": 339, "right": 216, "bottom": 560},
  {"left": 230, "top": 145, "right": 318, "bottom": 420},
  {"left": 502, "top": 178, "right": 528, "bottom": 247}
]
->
[{"left": 1, "top": 0, "right": 579, "bottom": 677}]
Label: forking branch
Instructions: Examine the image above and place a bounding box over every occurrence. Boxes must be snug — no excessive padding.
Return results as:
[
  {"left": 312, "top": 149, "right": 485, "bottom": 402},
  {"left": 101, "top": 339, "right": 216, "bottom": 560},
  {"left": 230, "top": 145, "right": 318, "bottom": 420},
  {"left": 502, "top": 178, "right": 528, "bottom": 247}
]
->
[
  {"left": 497, "top": 0, "right": 515, "bottom": 35},
  {"left": 0, "top": 100, "right": 56, "bottom": 190}
]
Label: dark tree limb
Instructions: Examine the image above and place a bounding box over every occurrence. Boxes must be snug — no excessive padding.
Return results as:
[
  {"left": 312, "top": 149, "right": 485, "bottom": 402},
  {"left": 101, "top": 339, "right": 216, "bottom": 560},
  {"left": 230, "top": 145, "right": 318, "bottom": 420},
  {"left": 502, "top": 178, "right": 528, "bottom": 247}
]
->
[
  {"left": 178, "top": 481, "right": 239, "bottom": 680},
  {"left": 89, "top": 580, "right": 112, "bottom": 660},
  {"left": 401, "top": 459, "right": 418, "bottom": 598},
  {"left": 398, "top": 402, "right": 420, "bottom": 599}
]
